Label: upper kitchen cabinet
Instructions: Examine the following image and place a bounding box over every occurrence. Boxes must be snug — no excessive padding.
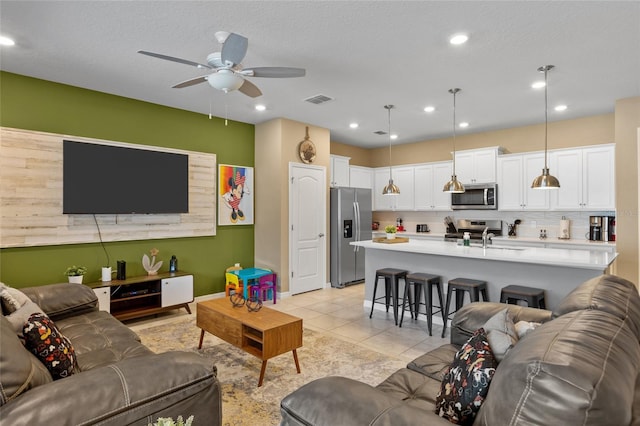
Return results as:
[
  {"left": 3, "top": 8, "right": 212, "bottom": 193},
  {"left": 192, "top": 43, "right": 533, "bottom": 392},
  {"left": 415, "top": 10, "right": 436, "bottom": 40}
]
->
[
  {"left": 550, "top": 144, "right": 615, "bottom": 210},
  {"left": 349, "top": 166, "right": 373, "bottom": 189},
  {"left": 498, "top": 152, "right": 550, "bottom": 210},
  {"left": 414, "top": 162, "right": 453, "bottom": 210},
  {"left": 373, "top": 166, "right": 414, "bottom": 211},
  {"left": 330, "top": 155, "right": 350, "bottom": 187},
  {"left": 455, "top": 147, "right": 503, "bottom": 184}
]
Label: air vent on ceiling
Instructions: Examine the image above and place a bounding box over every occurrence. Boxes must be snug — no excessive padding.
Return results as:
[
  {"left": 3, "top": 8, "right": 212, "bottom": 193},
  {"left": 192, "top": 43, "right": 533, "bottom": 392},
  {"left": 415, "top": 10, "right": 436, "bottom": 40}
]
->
[
  {"left": 304, "top": 94, "right": 334, "bottom": 105},
  {"left": 373, "top": 130, "right": 387, "bottom": 135}
]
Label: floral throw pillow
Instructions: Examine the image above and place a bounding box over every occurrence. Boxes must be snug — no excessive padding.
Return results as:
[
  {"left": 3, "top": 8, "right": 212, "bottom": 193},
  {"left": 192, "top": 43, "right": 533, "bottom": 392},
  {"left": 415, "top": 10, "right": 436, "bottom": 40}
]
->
[
  {"left": 435, "top": 327, "right": 498, "bottom": 425},
  {"left": 22, "top": 312, "right": 77, "bottom": 380}
]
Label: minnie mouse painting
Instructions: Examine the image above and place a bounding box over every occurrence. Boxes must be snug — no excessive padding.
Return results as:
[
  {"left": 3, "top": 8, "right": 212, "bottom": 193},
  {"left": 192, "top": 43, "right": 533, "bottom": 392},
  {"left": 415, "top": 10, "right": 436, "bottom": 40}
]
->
[{"left": 219, "top": 165, "right": 253, "bottom": 225}]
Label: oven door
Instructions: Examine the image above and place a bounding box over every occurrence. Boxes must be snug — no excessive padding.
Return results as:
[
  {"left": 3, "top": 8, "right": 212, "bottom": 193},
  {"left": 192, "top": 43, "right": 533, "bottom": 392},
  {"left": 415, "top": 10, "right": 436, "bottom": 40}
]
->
[{"left": 451, "top": 184, "right": 497, "bottom": 210}]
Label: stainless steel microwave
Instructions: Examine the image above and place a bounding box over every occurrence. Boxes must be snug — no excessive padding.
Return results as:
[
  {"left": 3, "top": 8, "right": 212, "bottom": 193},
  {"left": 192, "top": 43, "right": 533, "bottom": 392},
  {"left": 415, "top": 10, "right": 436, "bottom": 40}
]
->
[{"left": 451, "top": 183, "right": 498, "bottom": 210}]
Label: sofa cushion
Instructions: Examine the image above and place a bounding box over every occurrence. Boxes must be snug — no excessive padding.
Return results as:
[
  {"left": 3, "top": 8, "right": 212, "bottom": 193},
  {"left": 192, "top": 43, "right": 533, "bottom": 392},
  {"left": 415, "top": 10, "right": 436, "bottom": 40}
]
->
[
  {"left": 476, "top": 309, "right": 640, "bottom": 426},
  {"left": 435, "top": 328, "right": 497, "bottom": 425},
  {"left": 484, "top": 308, "right": 518, "bottom": 362},
  {"left": 407, "top": 344, "right": 459, "bottom": 381},
  {"left": 23, "top": 313, "right": 77, "bottom": 380},
  {"left": 552, "top": 274, "right": 640, "bottom": 338},
  {"left": 0, "top": 316, "right": 53, "bottom": 406},
  {"left": 56, "top": 311, "right": 153, "bottom": 371}
]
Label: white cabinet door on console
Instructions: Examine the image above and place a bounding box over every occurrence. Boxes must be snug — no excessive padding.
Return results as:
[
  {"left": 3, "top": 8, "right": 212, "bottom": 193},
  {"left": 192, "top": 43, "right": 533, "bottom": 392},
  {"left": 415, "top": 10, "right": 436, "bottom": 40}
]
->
[
  {"left": 161, "top": 275, "right": 194, "bottom": 307},
  {"left": 93, "top": 287, "right": 110, "bottom": 313}
]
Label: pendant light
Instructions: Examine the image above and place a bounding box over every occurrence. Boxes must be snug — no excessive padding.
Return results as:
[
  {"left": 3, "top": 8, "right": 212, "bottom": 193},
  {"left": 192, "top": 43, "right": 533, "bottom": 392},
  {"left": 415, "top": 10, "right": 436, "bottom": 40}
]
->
[
  {"left": 382, "top": 104, "right": 400, "bottom": 195},
  {"left": 531, "top": 65, "right": 560, "bottom": 189},
  {"left": 443, "top": 88, "right": 465, "bottom": 193}
]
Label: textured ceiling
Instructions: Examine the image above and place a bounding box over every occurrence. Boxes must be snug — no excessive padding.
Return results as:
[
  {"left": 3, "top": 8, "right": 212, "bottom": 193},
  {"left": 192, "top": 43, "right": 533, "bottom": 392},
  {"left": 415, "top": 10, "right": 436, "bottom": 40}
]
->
[{"left": 1, "top": 1, "right": 639, "bottom": 148}]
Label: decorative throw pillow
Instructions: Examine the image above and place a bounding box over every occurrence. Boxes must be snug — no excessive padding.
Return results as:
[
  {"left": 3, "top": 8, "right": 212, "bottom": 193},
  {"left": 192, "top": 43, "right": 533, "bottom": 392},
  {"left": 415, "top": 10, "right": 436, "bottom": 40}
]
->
[
  {"left": 483, "top": 308, "right": 518, "bottom": 362},
  {"left": 22, "top": 312, "right": 77, "bottom": 380},
  {"left": 435, "top": 328, "right": 498, "bottom": 425},
  {"left": 6, "top": 299, "right": 45, "bottom": 336},
  {"left": 0, "top": 283, "right": 31, "bottom": 314}
]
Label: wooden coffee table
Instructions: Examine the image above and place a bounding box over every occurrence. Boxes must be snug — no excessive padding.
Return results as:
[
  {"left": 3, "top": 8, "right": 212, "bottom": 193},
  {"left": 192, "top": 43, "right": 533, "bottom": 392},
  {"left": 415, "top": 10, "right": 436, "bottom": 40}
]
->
[{"left": 197, "top": 298, "right": 303, "bottom": 387}]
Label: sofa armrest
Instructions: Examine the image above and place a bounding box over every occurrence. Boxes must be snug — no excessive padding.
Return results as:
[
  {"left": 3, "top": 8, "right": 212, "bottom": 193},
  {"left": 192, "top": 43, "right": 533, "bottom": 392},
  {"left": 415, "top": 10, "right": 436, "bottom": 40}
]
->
[
  {"left": 450, "top": 301, "right": 552, "bottom": 346},
  {"left": 0, "top": 351, "right": 220, "bottom": 426},
  {"left": 21, "top": 283, "right": 98, "bottom": 321}
]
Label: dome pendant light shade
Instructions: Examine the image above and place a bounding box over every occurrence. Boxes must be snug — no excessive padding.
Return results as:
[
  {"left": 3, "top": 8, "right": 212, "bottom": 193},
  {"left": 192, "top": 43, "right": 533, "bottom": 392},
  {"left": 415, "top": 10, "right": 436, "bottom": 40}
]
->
[
  {"left": 443, "top": 88, "right": 465, "bottom": 193},
  {"left": 532, "top": 65, "right": 560, "bottom": 190},
  {"left": 382, "top": 104, "right": 400, "bottom": 196}
]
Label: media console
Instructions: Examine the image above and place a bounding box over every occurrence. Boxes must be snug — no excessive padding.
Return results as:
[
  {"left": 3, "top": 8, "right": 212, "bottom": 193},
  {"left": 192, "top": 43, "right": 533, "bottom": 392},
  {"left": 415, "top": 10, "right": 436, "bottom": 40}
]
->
[{"left": 86, "top": 271, "right": 193, "bottom": 321}]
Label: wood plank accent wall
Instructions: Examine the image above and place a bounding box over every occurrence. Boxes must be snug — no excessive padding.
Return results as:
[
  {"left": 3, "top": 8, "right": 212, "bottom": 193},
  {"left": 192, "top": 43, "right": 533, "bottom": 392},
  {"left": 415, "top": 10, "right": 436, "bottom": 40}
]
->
[{"left": 0, "top": 127, "right": 216, "bottom": 248}]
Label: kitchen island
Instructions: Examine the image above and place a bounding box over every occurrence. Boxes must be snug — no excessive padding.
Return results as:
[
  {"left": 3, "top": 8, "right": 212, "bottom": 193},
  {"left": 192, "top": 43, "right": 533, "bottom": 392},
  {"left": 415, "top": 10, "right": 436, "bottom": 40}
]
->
[{"left": 352, "top": 239, "right": 617, "bottom": 313}]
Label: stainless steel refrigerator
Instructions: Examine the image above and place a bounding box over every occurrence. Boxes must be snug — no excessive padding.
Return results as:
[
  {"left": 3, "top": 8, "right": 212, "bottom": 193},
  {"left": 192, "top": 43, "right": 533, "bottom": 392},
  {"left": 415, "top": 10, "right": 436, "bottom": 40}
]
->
[{"left": 330, "top": 187, "right": 372, "bottom": 288}]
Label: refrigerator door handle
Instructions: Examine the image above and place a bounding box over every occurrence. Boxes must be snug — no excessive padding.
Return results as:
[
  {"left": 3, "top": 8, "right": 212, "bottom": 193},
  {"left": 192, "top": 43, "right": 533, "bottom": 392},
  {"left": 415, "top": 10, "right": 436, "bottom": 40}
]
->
[{"left": 353, "top": 201, "right": 359, "bottom": 252}]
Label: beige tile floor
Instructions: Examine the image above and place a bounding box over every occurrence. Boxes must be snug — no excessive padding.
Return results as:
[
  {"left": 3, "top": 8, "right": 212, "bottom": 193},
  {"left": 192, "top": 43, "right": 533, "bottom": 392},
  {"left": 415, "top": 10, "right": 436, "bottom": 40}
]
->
[{"left": 128, "top": 283, "right": 450, "bottom": 362}]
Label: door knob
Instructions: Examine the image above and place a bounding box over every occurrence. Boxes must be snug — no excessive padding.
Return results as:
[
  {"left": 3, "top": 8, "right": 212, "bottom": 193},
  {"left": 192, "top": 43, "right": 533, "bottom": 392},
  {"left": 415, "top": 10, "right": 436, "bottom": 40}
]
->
[{"left": 319, "top": 233, "right": 325, "bottom": 237}]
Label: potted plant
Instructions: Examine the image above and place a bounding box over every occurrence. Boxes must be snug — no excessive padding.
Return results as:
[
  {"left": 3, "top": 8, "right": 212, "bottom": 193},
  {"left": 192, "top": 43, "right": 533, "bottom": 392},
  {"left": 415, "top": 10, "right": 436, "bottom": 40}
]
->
[
  {"left": 384, "top": 225, "right": 397, "bottom": 240},
  {"left": 64, "top": 265, "right": 88, "bottom": 284}
]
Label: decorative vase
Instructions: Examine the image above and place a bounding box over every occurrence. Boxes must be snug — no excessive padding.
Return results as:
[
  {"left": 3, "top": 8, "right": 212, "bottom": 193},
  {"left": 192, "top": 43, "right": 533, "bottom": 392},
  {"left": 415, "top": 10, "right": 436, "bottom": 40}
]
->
[
  {"left": 68, "top": 275, "right": 83, "bottom": 284},
  {"left": 386, "top": 233, "right": 396, "bottom": 240}
]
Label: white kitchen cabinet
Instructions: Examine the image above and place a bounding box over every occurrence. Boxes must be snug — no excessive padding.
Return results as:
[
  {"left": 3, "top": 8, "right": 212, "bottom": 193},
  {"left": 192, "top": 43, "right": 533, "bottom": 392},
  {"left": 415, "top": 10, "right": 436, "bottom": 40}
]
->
[
  {"left": 373, "top": 166, "right": 414, "bottom": 210},
  {"left": 161, "top": 275, "right": 194, "bottom": 307},
  {"left": 498, "top": 152, "right": 549, "bottom": 210},
  {"left": 550, "top": 144, "right": 615, "bottom": 210},
  {"left": 330, "top": 155, "right": 350, "bottom": 187},
  {"left": 414, "top": 162, "right": 452, "bottom": 210},
  {"left": 349, "top": 166, "right": 373, "bottom": 189},
  {"left": 93, "top": 286, "right": 111, "bottom": 312},
  {"left": 455, "top": 147, "right": 502, "bottom": 184}
]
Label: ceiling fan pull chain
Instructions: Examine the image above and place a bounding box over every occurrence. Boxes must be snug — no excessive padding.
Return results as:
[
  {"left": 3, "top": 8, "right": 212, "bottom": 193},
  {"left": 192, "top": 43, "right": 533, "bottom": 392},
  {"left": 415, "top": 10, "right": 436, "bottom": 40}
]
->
[
  {"left": 225, "top": 102, "right": 229, "bottom": 126},
  {"left": 209, "top": 96, "right": 213, "bottom": 120}
]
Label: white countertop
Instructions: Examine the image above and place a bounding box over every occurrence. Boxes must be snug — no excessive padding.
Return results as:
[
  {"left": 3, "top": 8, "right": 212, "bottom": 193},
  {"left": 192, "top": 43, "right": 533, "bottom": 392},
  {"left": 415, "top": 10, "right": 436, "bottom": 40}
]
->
[
  {"left": 492, "top": 235, "right": 616, "bottom": 247},
  {"left": 352, "top": 239, "right": 617, "bottom": 271}
]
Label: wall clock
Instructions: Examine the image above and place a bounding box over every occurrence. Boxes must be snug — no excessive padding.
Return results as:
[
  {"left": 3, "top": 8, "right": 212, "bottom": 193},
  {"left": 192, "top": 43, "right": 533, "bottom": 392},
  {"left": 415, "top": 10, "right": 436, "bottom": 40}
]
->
[{"left": 298, "top": 126, "right": 316, "bottom": 164}]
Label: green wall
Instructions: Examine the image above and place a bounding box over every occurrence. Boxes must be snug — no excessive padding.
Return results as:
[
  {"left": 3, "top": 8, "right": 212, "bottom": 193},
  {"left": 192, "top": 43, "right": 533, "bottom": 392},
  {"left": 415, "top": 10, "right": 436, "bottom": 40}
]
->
[{"left": 0, "top": 72, "right": 255, "bottom": 296}]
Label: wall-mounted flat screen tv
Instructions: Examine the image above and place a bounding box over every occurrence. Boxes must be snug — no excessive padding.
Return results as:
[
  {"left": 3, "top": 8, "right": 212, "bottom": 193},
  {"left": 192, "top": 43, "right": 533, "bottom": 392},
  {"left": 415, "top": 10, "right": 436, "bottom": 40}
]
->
[{"left": 63, "top": 140, "right": 189, "bottom": 214}]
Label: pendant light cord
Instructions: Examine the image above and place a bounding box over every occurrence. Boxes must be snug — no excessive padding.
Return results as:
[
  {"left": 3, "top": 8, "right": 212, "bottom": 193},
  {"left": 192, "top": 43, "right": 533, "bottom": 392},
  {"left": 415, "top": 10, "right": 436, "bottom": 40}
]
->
[
  {"left": 388, "top": 106, "right": 392, "bottom": 180},
  {"left": 452, "top": 90, "right": 457, "bottom": 174},
  {"left": 544, "top": 67, "right": 549, "bottom": 169}
]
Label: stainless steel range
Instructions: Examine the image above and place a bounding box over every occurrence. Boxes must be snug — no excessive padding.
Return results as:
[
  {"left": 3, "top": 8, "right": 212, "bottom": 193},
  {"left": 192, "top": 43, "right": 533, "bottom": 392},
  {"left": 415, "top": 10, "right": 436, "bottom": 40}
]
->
[{"left": 444, "top": 219, "right": 502, "bottom": 242}]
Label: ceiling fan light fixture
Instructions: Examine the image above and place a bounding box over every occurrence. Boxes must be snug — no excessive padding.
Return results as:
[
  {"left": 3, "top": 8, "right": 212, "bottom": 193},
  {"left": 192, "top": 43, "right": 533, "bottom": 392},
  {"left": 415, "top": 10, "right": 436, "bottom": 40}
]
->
[
  {"left": 532, "top": 65, "right": 560, "bottom": 190},
  {"left": 207, "top": 70, "right": 244, "bottom": 92}
]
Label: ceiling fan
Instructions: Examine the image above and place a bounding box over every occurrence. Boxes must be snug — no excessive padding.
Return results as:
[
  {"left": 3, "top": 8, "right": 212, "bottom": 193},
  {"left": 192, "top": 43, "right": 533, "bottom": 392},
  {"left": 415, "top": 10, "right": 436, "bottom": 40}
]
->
[{"left": 138, "top": 31, "right": 305, "bottom": 98}]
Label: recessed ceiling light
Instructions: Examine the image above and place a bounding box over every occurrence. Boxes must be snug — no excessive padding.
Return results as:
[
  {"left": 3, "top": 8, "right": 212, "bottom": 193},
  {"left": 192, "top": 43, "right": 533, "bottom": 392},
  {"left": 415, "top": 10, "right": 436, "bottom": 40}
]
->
[
  {"left": 459, "top": 122, "right": 469, "bottom": 128},
  {"left": 0, "top": 36, "right": 15, "bottom": 46},
  {"left": 254, "top": 104, "right": 266, "bottom": 111},
  {"left": 349, "top": 122, "right": 359, "bottom": 129},
  {"left": 555, "top": 105, "right": 567, "bottom": 112},
  {"left": 531, "top": 81, "right": 546, "bottom": 89},
  {"left": 424, "top": 106, "right": 435, "bottom": 113},
  {"left": 390, "top": 134, "right": 398, "bottom": 140},
  {"left": 449, "top": 34, "right": 469, "bottom": 45}
]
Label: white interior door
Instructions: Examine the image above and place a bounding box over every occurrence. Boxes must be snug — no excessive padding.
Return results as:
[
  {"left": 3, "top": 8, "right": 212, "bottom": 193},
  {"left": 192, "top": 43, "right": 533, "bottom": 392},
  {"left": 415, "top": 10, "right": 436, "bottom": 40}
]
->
[{"left": 289, "top": 163, "right": 326, "bottom": 295}]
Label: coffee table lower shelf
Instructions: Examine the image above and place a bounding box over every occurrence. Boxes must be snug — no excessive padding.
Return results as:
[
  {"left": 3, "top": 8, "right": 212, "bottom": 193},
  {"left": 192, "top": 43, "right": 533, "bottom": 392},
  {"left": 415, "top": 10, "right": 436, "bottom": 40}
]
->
[{"left": 196, "top": 298, "right": 303, "bottom": 387}]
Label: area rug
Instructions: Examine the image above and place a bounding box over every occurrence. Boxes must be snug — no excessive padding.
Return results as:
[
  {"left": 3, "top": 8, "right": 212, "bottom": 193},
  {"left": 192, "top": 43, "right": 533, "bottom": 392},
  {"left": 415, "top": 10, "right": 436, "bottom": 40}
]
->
[{"left": 136, "top": 316, "right": 406, "bottom": 426}]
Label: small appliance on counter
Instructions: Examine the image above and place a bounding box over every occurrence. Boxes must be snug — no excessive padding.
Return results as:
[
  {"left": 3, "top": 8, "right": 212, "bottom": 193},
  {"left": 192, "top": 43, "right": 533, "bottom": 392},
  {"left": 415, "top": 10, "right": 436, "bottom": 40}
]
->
[
  {"left": 416, "top": 224, "right": 430, "bottom": 233},
  {"left": 588, "top": 215, "right": 616, "bottom": 241},
  {"left": 444, "top": 219, "right": 502, "bottom": 242},
  {"left": 559, "top": 216, "right": 571, "bottom": 239}
]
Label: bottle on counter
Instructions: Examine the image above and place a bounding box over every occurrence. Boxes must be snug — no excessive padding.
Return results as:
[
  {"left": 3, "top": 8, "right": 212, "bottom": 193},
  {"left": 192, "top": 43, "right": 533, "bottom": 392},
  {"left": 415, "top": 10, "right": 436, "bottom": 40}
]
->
[
  {"left": 463, "top": 232, "right": 471, "bottom": 246},
  {"left": 169, "top": 255, "right": 178, "bottom": 272}
]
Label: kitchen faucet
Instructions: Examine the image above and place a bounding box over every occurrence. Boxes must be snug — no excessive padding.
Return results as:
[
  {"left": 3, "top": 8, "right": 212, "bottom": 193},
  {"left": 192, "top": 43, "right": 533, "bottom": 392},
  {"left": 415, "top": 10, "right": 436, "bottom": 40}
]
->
[{"left": 482, "top": 227, "right": 494, "bottom": 248}]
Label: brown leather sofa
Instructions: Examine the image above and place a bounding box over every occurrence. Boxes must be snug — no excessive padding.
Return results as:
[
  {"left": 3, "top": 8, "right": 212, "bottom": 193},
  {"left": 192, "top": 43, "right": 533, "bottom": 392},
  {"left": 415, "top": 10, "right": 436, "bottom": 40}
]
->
[
  {"left": 0, "top": 283, "right": 221, "bottom": 425},
  {"left": 280, "top": 274, "right": 640, "bottom": 425}
]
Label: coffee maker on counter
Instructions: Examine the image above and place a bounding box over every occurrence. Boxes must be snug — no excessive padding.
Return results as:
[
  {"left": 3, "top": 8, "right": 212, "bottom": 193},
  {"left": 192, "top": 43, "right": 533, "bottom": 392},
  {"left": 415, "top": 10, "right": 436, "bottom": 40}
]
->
[{"left": 589, "top": 216, "right": 616, "bottom": 241}]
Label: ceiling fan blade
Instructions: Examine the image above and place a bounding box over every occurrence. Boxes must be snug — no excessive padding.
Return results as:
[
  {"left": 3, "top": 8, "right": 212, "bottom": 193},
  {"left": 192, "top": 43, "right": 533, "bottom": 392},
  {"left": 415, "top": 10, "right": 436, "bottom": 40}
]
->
[
  {"left": 172, "top": 76, "right": 208, "bottom": 89},
  {"left": 138, "top": 50, "right": 211, "bottom": 69},
  {"left": 242, "top": 67, "right": 306, "bottom": 78},
  {"left": 221, "top": 33, "right": 248, "bottom": 66},
  {"left": 238, "top": 79, "right": 262, "bottom": 98}
]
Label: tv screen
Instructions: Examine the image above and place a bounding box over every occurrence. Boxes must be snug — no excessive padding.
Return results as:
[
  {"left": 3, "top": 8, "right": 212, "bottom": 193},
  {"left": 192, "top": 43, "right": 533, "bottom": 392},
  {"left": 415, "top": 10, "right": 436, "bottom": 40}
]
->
[{"left": 63, "top": 140, "right": 189, "bottom": 214}]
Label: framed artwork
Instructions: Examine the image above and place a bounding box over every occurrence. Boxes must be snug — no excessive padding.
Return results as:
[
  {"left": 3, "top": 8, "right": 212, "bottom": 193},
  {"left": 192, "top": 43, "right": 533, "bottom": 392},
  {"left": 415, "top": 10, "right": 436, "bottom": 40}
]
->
[{"left": 218, "top": 164, "right": 254, "bottom": 226}]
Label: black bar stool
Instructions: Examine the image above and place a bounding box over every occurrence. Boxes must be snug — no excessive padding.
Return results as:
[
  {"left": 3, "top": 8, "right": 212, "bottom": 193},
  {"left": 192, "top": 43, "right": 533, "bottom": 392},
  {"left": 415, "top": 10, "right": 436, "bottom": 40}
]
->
[
  {"left": 441, "top": 278, "right": 489, "bottom": 338},
  {"left": 369, "top": 268, "right": 408, "bottom": 325},
  {"left": 500, "top": 285, "right": 546, "bottom": 309},
  {"left": 399, "top": 273, "right": 444, "bottom": 336}
]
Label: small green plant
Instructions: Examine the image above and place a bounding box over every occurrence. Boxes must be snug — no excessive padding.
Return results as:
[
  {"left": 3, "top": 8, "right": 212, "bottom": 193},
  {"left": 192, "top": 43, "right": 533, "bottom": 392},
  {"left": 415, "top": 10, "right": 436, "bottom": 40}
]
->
[
  {"left": 151, "top": 416, "right": 194, "bottom": 426},
  {"left": 384, "top": 225, "right": 397, "bottom": 234},
  {"left": 64, "top": 265, "right": 87, "bottom": 277}
]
